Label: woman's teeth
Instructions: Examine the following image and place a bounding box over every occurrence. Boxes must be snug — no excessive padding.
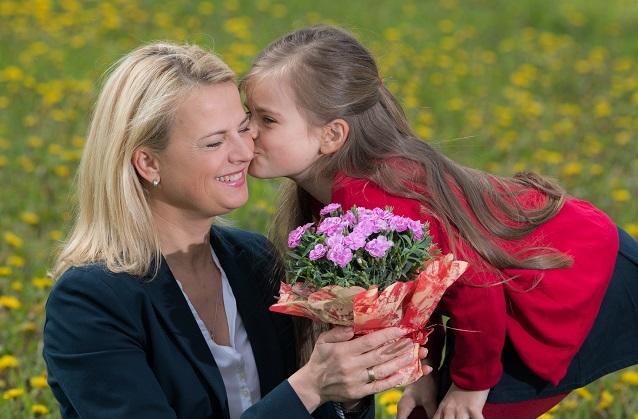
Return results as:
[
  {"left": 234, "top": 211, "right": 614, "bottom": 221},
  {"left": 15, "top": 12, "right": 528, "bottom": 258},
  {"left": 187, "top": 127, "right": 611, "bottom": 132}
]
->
[{"left": 216, "top": 172, "right": 242, "bottom": 182}]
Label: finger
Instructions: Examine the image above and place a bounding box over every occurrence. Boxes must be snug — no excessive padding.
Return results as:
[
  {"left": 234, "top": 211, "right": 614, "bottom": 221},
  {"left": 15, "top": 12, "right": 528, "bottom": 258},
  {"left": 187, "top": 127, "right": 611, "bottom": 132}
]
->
[
  {"left": 347, "top": 327, "right": 409, "bottom": 354},
  {"left": 396, "top": 395, "right": 416, "bottom": 419},
  {"left": 469, "top": 407, "right": 484, "bottom": 419},
  {"left": 372, "top": 346, "right": 419, "bottom": 380},
  {"left": 317, "top": 326, "right": 354, "bottom": 344},
  {"left": 355, "top": 337, "right": 414, "bottom": 369}
]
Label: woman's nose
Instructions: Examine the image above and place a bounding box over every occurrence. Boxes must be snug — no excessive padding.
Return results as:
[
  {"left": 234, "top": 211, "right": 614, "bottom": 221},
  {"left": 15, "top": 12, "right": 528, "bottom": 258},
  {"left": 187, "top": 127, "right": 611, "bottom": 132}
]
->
[{"left": 230, "top": 133, "right": 254, "bottom": 163}]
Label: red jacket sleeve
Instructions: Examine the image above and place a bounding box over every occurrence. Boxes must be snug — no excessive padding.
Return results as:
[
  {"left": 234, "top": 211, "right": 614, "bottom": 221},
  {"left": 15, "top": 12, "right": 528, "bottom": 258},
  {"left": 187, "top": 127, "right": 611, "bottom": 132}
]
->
[{"left": 332, "top": 176, "right": 507, "bottom": 390}]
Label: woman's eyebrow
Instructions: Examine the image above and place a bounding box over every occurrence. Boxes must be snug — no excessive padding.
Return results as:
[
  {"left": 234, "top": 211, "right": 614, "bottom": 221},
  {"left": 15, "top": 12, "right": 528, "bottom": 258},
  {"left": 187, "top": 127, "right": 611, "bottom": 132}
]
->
[{"left": 196, "top": 114, "right": 251, "bottom": 141}]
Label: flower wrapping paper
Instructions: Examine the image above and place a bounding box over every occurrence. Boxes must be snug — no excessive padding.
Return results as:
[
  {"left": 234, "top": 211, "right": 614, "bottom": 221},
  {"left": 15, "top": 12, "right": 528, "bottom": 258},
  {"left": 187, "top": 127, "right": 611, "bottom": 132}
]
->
[{"left": 270, "top": 253, "right": 468, "bottom": 385}]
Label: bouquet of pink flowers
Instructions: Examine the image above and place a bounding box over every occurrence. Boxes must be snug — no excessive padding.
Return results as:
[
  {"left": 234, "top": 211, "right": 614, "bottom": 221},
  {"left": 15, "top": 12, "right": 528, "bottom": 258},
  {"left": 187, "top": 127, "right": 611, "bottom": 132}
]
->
[{"left": 270, "top": 204, "right": 468, "bottom": 385}]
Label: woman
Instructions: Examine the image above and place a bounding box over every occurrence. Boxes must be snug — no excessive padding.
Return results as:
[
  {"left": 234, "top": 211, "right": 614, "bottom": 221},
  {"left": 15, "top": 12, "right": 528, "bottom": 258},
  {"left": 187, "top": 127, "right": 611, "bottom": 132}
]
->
[{"left": 42, "top": 42, "right": 424, "bottom": 419}]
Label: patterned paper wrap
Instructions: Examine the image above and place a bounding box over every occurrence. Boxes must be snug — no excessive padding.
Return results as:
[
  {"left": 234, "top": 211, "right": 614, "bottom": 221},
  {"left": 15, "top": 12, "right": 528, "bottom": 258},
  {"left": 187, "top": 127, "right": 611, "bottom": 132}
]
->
[{"left": 270, "top": 254, "right": 468, "bottom": 385}]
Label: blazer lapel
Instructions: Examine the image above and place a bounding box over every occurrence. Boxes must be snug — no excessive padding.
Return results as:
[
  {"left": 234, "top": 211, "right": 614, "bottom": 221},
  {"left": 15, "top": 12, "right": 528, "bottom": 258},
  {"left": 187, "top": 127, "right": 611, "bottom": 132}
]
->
[
  {"left": 210, "top": 227, "right": 286, "bottom": 396},
  {"left": 143, "top": 259, "right": 230, "bottom": 419}
]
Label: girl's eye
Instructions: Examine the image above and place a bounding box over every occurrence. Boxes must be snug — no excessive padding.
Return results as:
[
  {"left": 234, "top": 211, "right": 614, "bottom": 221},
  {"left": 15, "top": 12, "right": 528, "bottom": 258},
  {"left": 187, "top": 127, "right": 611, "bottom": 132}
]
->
[
  {"left": 263, "top": 117, "right": 276, "bottom": 125},
  {"left": 239, "top": 126, "right": 251, "bottom": 133}
]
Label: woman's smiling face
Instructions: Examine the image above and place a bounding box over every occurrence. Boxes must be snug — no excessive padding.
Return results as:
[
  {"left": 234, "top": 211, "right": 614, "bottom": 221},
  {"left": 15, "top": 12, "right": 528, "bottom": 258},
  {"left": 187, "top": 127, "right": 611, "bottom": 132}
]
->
[{"left": 155, "top": 81, "right": 255, "bottom": 218}]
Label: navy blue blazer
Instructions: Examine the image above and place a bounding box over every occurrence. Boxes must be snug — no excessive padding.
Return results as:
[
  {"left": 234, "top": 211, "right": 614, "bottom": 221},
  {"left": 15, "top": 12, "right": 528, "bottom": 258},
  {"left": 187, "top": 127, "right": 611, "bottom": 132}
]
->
[{"left": 43, "top": 226, "right": 372, "bottom": 419}]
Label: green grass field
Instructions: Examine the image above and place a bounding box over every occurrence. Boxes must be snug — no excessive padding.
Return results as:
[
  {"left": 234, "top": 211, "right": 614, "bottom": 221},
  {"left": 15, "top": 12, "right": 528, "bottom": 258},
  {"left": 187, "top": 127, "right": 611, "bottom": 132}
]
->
[{"left": 1, "top": 0, "right": 637, "bottom": 417}]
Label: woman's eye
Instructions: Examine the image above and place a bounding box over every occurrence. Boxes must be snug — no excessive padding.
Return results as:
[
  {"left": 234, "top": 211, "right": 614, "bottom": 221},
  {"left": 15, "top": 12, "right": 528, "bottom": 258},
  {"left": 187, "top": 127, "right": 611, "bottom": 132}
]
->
[
  {"left": 239, "top": 126, "right": 251, "bottom": 133},
  {"left": 206, "top": 142, "right": 222, "bottom": 148}
]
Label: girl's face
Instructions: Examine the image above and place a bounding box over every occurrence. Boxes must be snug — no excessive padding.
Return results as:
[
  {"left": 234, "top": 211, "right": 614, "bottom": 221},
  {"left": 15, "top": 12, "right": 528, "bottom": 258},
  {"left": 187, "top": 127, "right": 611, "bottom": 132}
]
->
[
  {"left": 155, "top": 82, "right": 254, "bottom": 218},
  {"left": 246, "top": 77, "right": 322, "bottom": 182}
]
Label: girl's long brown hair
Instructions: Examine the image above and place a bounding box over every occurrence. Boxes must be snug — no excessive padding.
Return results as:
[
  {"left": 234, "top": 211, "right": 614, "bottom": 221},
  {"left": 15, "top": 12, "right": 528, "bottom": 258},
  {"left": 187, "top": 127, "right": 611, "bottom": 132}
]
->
[{"left": 244, "top": 25, "right": 572, "bottom": 364}]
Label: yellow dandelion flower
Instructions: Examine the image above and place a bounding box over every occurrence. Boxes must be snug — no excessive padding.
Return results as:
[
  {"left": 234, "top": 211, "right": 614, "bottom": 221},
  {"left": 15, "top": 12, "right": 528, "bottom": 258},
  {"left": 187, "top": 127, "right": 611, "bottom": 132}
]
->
[
  {"left": 21, "top": 322, "right": 37, "bottom": 333},
  {"left": 625, "top": 224, "right": 638, "bottom": 238},
  {"left": 32, "top": 404, "right": 50, "bottom": 415},
  {"left": 0, "top": 155, "right": 7, "bottom": 168},
  {"left": 32, "top": 277, "right": 54, "bottom": 289},
  {"left": 1, "top": 66, "right": 24, "bottom": 81},
  {"left": 4, "top": 232, "right": 24, "bottom": 248},
  {"left": 49, "top": 230, "right": 64, "bottom": 241},
  {"left": 383, "top": 28, "right": 401, "bottom": 42},
  {"left": 446, "top": 97, "right": 464, "bottom": 111},
  {"left": 8, "top": 255, "right": 25, "bottom": 267},
  {"left": 537, "top": 414, "right": 553, "bottom": 419},
  {"left": 30, "top": 375, "right": 48, "bottom": 389},
  {"left": 561, "top": 399, "right": 578, "bottom": 410},
  {"left": 438, "top": 19, "right": 454, "bottom": 33},
  {"left": 575, "top": 387, "right": 593, "bottom": 401},
  {"left": 270, "top": 3, "right": 287, "bottom": 18},
  {"left": 616, "top": 132, "right": 630, "bottom": 145},
  {"left": 10, "top": 281, "right": 23, "bottom": 292},
  {"left": 621, "top": 370, "right": 638, "bottom": 385},
  {"left": 0, "top": 266, "right": 11, "bottom": 276},
  {"left": 0, "top": 355, "right": 19, "bottom": 370},
  {"left": 562, "top": 162, "right": 582, "bottom": 176},
  {"left": 197, "top": 2, "right": 214, "bottom": 14},
  {"left": 385, "top": 403, "right": 398, "bottom": 416},
  {"left": 54, "top": 164, "right": 71, "bottom": 177},
  {"left": 378, "top": 389, "right": 402, "bottom": 405},
  {"left": 223, "top": 17, "right": 251, "bottom": 40},
  {"left": 594, "top": 100, "right": 611, "bottom": 117},
  {"left": 2, "top": 387, "right": 24, "bottom": 400},
  {"left": 589, "top": 164, "right": 603, "bottom": 176},
  {"left": 20, "top": 211, "right": 40, "bottom": 225},
  {"left": 23, "top": 114, "right": 36, "bottom": 127},
  {"left": 27, "top": 135, "right": 43, "bottom": 148},
  {"left": 612, "top": 189, "right": 630, "bottom": 202},
  {"left": 0, "top": 295, "right": 22, "bottom": 310},
  {"left": 596, "top": 390, "right": 614, "bottom": 410}
]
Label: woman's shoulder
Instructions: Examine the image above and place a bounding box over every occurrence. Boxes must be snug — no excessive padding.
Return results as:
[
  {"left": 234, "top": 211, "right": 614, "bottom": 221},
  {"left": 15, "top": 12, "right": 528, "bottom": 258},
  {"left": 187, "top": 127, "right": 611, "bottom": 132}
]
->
[{"left": 49, "top": 264, "right": 147, "bottom": 310}]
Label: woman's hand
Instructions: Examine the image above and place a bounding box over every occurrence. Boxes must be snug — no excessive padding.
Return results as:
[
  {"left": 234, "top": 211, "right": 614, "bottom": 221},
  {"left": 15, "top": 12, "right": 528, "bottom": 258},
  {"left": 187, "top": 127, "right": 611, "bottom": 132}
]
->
[
  {"left": 432, "top": 383, "right": 489, "bottom": 419},
  {"left": 288, "top": 326, "right": 427, "bottom": 412},
  {"left": 396, "top": 373, "right": 438, "bottom": 419}
]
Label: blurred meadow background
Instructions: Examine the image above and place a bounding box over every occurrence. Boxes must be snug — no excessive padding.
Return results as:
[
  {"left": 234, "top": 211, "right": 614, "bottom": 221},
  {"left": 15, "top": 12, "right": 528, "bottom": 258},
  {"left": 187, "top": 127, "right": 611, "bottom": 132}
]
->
[{"left": 1, "top": 0, "right": 637, "bottom": 417}]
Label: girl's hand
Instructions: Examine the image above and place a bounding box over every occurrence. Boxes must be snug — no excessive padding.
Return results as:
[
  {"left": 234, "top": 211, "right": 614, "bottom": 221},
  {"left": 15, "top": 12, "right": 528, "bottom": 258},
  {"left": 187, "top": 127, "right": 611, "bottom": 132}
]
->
[
  {"left": 288, "top": 326, "right": 427, "bottom": 412},
  {"left": 432, "top": 383, "right": 489, "bottom": 419},
  {"left": 396, "top": 373, "right": 438, "bottom": 419}
]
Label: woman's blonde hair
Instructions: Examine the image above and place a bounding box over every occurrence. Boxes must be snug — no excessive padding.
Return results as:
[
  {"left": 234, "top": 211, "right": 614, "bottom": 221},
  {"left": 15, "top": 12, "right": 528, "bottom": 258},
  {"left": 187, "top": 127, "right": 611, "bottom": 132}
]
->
[{"left": 52, "top": 42, "right": 235, "bottom": 279}]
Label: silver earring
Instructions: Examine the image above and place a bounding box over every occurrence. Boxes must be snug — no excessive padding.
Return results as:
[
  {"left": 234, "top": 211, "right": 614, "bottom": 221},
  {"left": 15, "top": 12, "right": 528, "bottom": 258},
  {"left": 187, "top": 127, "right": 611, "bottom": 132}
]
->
[{"left": 152, "top": 178, "right": 160, "bottom": 187}]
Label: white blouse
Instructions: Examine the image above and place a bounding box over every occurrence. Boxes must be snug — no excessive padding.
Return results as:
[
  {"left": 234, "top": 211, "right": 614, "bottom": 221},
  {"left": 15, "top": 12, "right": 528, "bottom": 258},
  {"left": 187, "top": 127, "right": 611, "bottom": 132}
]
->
[{"left": 176, "top": 247, "right": 261, "bottom": 419}]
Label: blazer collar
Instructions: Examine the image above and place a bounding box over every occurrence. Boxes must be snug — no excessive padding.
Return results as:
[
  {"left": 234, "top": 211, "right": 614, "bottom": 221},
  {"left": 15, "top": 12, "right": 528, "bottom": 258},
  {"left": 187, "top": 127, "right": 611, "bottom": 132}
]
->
[
  {"left": 143, "top": 226, "right": 285, "bottom": 411},
  {"left": 209, "top": 226, "right": 286, "bottom": 396}
]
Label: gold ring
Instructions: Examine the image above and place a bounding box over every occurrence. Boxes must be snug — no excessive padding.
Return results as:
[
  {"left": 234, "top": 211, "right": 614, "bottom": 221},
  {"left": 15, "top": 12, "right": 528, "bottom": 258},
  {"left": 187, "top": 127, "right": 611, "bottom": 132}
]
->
[{"left": 366, "top": 367, "right": 376, "bottom": 383}]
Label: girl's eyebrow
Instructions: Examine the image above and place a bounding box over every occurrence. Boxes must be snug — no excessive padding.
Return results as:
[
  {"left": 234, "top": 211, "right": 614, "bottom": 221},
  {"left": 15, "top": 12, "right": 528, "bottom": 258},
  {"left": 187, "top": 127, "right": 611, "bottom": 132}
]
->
[
  {"left": 196, "top": 114, "right": 250, "bottom": 141},
  {"left": 253, "top": 105, "right": 282, "bottom": 117}
]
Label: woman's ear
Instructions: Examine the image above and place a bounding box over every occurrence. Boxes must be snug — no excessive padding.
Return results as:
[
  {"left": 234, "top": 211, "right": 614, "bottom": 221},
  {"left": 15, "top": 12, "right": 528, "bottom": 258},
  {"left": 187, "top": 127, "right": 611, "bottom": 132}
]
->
[
  {"left": 319, "top": 118, "right": 349, "bottom": 155},
  {"left": 131, "top": 147, "right": 161, "bottom": 186}
]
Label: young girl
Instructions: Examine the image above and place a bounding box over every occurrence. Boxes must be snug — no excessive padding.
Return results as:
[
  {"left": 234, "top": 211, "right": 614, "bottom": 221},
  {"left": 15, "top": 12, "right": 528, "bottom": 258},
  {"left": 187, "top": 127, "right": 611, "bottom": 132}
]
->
[{"left": 243, "top": 25, "right": 638, "bottom": 419}]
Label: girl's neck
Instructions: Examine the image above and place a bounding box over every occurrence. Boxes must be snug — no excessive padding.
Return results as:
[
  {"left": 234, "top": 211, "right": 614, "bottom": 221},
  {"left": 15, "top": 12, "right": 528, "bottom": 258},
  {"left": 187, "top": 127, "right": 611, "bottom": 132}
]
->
[{"left": 293, "top": 173, "right": 334, "bottom": 204}]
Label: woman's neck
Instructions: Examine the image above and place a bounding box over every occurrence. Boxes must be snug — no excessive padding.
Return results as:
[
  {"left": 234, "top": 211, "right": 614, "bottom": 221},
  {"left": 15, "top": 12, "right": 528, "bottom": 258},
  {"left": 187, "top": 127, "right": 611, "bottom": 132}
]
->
[{"left": 150, "top": 203, "right": 213, "bottom": 270}]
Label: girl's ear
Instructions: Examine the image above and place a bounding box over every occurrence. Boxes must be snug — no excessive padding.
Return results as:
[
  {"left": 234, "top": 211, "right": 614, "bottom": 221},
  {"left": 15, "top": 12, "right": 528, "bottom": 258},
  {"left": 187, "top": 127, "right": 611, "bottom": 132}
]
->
[
  {"left": 131, "top": 147, "right": 161, "bottom": 185},
  {"left": 319, "top": 118, "right": 349, "bottom": 155}
]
